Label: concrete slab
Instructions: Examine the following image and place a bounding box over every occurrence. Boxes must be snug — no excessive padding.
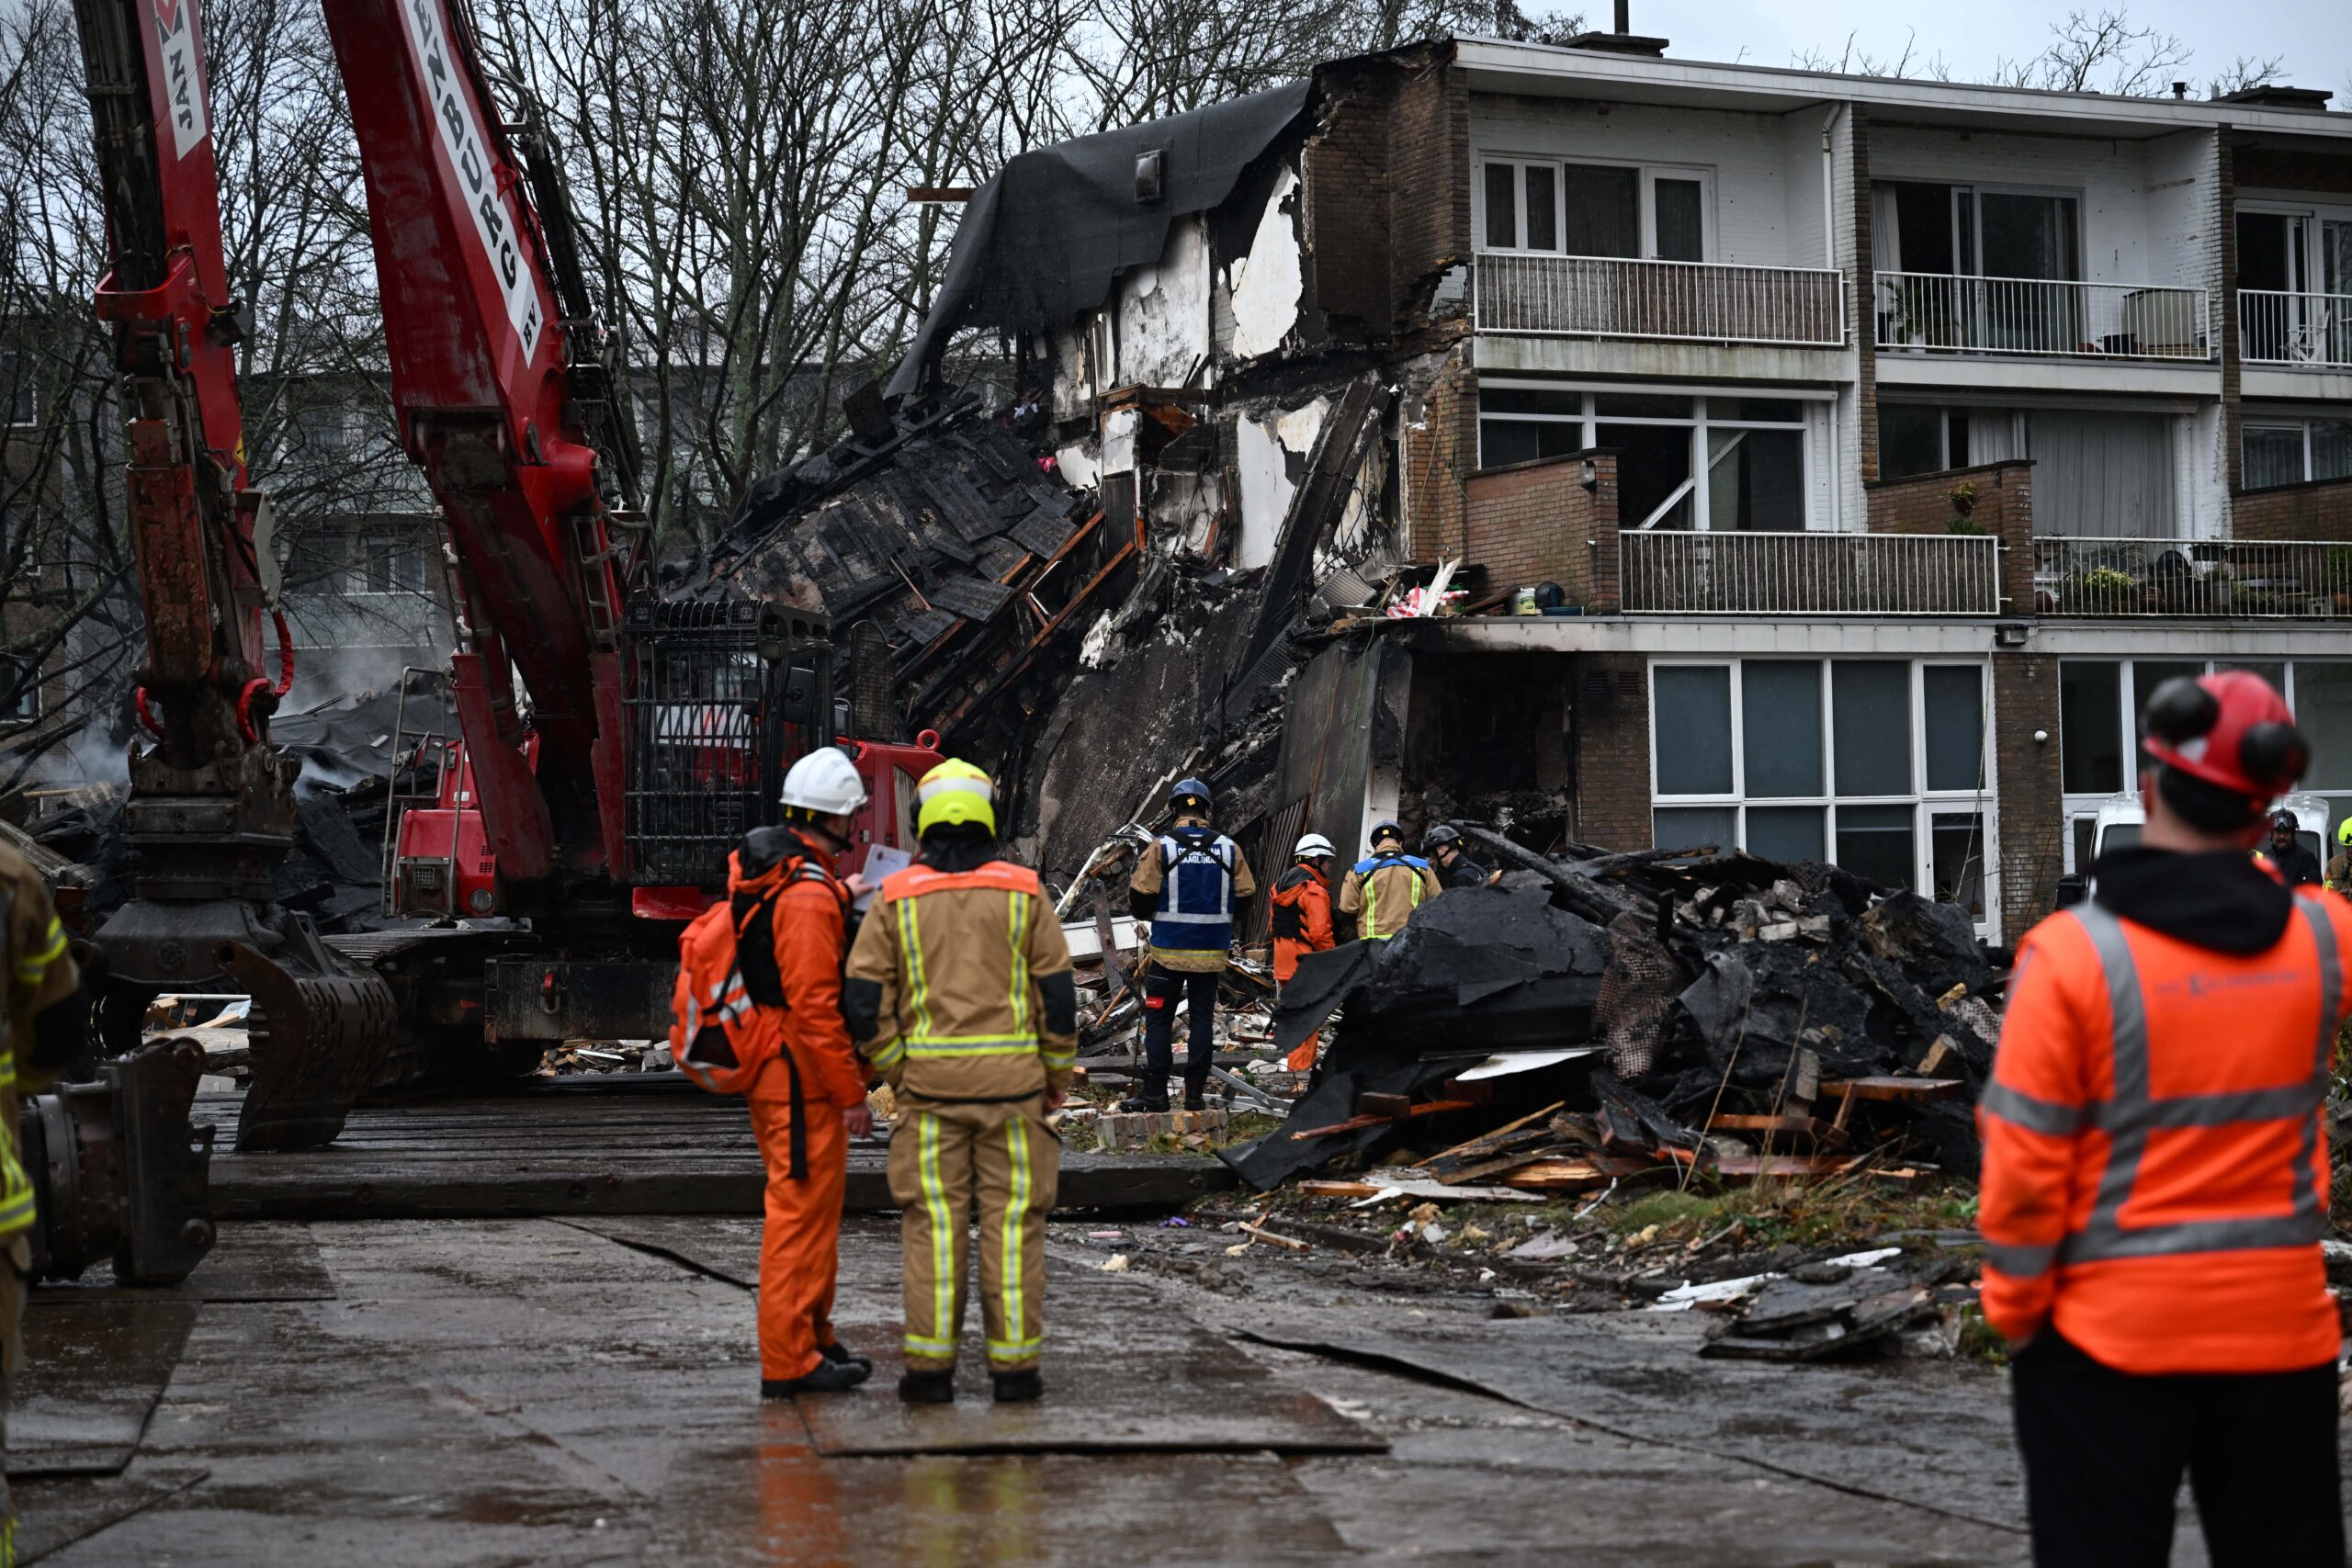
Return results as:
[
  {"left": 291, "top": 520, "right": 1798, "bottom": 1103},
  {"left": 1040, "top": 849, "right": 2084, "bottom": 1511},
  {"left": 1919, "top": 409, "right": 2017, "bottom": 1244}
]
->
[{"left": 8, "top": 1300, "right": 195, "bottom": 1478}]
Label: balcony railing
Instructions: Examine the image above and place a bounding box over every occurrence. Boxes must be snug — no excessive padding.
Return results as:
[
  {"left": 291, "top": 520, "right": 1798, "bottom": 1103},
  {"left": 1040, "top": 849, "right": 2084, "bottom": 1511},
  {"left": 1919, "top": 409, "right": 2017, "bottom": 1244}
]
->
[
  {"left": 2033, "top": 536, "right": 2352, "bottom": 618},
  {"left": 1872, "top": 272, "right": 2210, "bottom": 361},
  {"left": 1622, "top": 530, "right": 2000, "bottom": 616},
  {"left": 2238, "top": 289, "right": 2352, "bottom": 368},
  {"left": 1474, "top": 253, "right": 1846, "bottom": 347}
]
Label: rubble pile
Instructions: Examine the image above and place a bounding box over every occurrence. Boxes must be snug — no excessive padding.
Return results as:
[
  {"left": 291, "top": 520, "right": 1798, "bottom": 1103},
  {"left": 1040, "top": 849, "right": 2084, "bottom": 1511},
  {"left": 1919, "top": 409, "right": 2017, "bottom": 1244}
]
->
[{"left": 1224, "top": 832, "right": 2000, "bottom": 1194}]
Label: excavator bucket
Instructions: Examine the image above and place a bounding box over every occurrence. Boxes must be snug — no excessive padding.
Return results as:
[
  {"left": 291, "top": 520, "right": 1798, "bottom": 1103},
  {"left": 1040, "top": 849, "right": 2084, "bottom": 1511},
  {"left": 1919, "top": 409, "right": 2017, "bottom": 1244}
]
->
[{"left": 217, "top": 937, "right": 396, "bottom": 1152}]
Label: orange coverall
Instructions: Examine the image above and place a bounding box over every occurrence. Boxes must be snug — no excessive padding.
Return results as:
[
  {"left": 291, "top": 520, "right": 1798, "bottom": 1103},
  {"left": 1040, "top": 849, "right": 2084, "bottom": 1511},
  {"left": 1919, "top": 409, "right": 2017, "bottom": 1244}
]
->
[
  {"left": 738, "top": 833, "right": 870, "bottom": 1384},
  {"left": 1270, "top": 863, "right": 1335, "bottom": 1071}
]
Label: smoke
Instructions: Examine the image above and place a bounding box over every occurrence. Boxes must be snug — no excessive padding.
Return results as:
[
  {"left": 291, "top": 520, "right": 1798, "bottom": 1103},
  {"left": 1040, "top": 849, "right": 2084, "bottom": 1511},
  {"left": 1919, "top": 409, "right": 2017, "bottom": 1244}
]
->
[{"left": 34, "top": 720, "right": 132, "bottom": 789}]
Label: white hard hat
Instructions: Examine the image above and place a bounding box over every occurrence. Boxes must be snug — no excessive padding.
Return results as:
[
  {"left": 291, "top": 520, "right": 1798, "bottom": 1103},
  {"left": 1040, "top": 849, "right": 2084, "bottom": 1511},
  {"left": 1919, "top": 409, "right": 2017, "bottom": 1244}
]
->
[
  {"left": 780, "top": 746, "right": 868, "bottom": 815},
  {"left": 1295, "top": 832, "right": 1336, "bottom": 858}
]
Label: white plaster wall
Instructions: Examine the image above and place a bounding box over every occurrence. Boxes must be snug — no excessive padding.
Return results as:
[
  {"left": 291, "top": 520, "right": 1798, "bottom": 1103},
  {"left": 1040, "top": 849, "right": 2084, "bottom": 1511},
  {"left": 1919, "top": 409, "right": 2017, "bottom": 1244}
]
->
[
  {"left": 1235, "top": 417, "right": 1292, "bottom": 570},
  {"left": 2143, "top": 129, "right": 2218, "bottom": 306},
  {"left": 1228, "top": 167, "right": 1304, "bottom": 360},
  {"left": 1101, "top": 407, "right": 1138, "bottom": 475},
  {"left": 1780, "top": 107, "right": 1836, "bottom": 272},
  {"left": 1467, "top": 97, "right": 1801, "bottom": 266},
  {"left": 1116, "top": 217, "right": 1212, "bottom": 389}
]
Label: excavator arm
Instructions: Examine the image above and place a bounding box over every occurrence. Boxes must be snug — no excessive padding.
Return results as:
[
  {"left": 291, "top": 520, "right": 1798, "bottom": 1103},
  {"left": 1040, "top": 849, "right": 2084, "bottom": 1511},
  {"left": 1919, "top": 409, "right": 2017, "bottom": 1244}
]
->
[
  {"left": 321, "top": 0, "right": 646, "bottom": 889},
  {"left": 70, "top": 0, "right": 392, "bottom": 1156}
]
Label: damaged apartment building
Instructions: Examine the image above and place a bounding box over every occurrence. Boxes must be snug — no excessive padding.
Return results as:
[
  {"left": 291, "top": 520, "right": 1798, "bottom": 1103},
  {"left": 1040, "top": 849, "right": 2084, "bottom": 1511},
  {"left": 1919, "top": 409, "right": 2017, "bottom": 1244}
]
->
[{"left": 712, "top": 27, "right": 2352, "bottom": 945}]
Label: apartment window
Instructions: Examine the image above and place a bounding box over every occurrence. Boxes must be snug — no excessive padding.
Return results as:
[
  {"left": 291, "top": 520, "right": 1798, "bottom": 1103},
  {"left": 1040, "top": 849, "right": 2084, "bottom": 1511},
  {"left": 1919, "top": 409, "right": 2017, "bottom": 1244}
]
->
[
  {"left": 1476, "top": 159, "right": 1709, "bottom": 260},
  {"left": 1477, "top": 386, "right": 1810, "bottom": 530},
  {"left": 297, "top": 407, "right": 351, "bottom": 457},
  {"left": 354, "top": 525, "right": 426, "bottom": 594},
  {"left": 2236, "top": 209, "right": 2352, "bottom": 363},
  {"left": 0, "top": 657, "right": 39, "bottom": 727},
  {"left": 1, "top": 352, "right": 31, "bottom": 427},
  {"left": 1879, "top": 406, "right": 1973, "bottom": 480},
  {"left": 1651, "top": 659, "right": 1995, "bottom": 924},
  {"left": 2242, "top": 418, "right": 2352, "bottom": 490},
  {"left": 2059, "top": 660, "right": 2352, "bottom": 869},
  {"left": 1875, "top": 182, "right": 2080, "bottom": 282}
]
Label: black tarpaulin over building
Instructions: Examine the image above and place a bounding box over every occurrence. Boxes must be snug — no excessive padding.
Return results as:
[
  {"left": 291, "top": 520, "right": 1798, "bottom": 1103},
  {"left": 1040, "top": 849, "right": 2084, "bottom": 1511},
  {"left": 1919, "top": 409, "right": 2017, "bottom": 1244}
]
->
[{"left": 886, "top": 82, "right": 1315, "bottom": 399}]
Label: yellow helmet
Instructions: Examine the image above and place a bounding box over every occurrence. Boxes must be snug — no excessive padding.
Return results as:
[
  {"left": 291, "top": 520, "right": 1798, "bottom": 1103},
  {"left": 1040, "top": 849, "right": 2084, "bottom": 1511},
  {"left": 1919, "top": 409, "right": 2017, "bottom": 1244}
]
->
[{"left": 916, "top": 758, "right": 996, "bottom": 836}]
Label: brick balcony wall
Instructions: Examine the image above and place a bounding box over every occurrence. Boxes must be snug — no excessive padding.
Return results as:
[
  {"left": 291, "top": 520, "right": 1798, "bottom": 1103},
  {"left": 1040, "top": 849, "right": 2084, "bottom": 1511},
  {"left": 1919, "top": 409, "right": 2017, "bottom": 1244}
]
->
[
  {"left": 1461, "top": 450, "right": 1620, "bottom": 611},
  {"left": 1993, "top": 654, "right": 2065, "bottom": 939},
  {"left": 1574, "top": 653, "right": 1651, "bottom": 852},
  {"left": 2230, "top": 476, "right": 2352, "bottom": 542},
  {"left": 1864, "top": 458, "right": 2035, "bottom": 615}
]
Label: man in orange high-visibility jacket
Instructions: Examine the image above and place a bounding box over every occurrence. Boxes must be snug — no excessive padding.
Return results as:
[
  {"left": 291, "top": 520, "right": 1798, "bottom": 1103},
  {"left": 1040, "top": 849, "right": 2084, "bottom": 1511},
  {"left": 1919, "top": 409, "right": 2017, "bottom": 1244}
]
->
[
  {"left": 746, "top": 748, "right": 879, "bottom": 1400},
  {"left": 1981, "top": 671, "right": 2348, "bottom": 1567},
  {"left": 1271, "top": 833, "right": 1338, "bottom": 1073}
]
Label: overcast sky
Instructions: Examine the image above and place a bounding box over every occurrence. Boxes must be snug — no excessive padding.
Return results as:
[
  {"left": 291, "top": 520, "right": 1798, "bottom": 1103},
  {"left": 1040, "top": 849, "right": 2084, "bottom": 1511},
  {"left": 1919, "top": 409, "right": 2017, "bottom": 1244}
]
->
[{"left": 1621, "top": 1, "right": 2352, "bottom": 99}]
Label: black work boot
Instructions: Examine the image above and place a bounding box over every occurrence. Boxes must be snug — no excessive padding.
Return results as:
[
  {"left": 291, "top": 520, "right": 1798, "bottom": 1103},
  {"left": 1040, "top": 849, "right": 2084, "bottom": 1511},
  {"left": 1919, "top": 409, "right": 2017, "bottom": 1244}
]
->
[
  {"left": 820, "top": 1340, "right": 873, "bottom": 1375},
  {"left": 991, "top": 1369, "right": 1044, "bottom": 1403},
  {"left": 762, "top": 1358, "right": 870, "bottom": 1397},
  {"left": 1117, "top": 1077, "right": 1171, "bottom": 1112},
  {"left": 899, "top": 1367, "right": 957, "bottom": 1404}
]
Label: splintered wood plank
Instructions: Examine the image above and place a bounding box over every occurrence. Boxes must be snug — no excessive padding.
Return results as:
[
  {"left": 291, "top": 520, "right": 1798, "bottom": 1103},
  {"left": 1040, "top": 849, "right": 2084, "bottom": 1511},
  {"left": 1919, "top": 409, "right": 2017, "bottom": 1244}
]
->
[{"left": 1819, "top": 1077, "right": 1963, "bottom": 1102}]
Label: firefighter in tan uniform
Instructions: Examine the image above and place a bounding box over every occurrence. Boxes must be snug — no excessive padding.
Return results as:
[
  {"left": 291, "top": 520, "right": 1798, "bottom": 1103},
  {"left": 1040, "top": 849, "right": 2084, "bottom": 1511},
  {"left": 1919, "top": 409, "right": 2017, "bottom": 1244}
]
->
[
  {"left": 843, "top": 760, "right": 1078, "bottom": 1404},
  {"left": 1337, "top": 820, "right": 1442, "bottom": 942},
  {"left": 0, "top": 844, "right": 87, "bottom": 1560}
]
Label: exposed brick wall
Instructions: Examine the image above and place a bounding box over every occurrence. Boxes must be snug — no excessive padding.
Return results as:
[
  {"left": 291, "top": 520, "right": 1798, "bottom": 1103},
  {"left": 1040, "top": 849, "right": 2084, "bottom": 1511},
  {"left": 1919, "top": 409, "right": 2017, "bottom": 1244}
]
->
[
  {"left": 1461, "top": 452, "right": 1620, "bottom": 609},
  {"left": 1864, "top": 458, "right": 2035, "bottom": 614},
  {"left": 2234, "top": 144, "right": 2352, "bottom": 196},
  {"left": 1993, "top": 654, "right": 2064, "bottom": 940},
  {"left": 2218, "top": 130, "right": 2243, "bottom": 501},
  {"left": 2230, "top": 476, "right": 2352, "bottom": 540},
  {"left": 1850, "top": 105, "right": 1879, "bottom": 487},
  {"left": 1301, "top": 63, "right": 1395, "bottom": 337},
  {"left": 1574, "top": 653, "right": 1651, "bottom": 852},
  {"left": 1386, "top": 47, "right": 1470, "bottom": 333},
  {"left": 1403, "top": 349, "right": 1476, "bottom": 560}
]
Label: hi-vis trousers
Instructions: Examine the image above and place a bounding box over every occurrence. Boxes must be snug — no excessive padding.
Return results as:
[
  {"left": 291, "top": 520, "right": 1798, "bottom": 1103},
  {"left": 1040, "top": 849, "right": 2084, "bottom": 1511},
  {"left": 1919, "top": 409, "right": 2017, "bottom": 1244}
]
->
[{"left": 886, "top": 1096, "right": 1058, "bottom": 1371}]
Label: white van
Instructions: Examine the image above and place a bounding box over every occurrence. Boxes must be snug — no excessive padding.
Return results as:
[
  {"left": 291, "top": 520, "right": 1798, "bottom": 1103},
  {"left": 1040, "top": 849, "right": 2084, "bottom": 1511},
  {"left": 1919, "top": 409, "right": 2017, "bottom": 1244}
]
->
[{"left": 2055, "top": 791, "right": 2331, "bottom": 908}]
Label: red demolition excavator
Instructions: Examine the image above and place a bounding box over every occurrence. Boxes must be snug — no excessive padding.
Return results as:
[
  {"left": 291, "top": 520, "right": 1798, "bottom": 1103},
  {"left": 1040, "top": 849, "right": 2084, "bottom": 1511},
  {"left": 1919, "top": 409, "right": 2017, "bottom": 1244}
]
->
[{"left": 51, "top": 0, "right": 936, "bottom": 1239}]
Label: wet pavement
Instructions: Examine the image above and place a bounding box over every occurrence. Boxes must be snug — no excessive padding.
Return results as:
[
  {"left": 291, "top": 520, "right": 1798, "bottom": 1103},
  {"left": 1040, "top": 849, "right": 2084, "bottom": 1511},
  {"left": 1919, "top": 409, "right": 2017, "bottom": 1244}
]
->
[{"left": 6, "top": 1213, "right": 2296, "bottom": 1564}]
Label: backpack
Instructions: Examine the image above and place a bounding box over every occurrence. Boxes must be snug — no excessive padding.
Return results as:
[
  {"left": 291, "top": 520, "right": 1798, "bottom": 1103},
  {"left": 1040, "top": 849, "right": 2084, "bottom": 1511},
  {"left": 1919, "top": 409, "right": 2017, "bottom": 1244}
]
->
[{"left": 668, "top": 877, "right": 800, "bottom": 1096}]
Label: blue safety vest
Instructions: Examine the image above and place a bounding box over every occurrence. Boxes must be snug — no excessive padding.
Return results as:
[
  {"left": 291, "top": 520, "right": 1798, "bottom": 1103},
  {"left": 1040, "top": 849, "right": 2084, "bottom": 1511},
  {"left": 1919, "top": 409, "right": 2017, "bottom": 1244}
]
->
[{"left": 1153, "top": 828, "right": 1238, "bottom": 960}]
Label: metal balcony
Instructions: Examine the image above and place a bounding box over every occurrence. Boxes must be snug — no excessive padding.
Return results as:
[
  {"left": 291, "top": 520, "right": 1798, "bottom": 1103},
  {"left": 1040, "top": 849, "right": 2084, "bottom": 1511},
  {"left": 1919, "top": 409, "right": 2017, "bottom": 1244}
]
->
[
  {"left": 1872, "top": 273, "right": 2210, "bottom": 361},
  {"left": 2238, "top": 289, "right": 2352, "bottom": 369},
  {"left": 1622, "top": 530, "right": 2000, "bottom": 615},
  {"left": 2033, "top": 536, "right": 2352, "bottom": 617},
  {"left": 1473, "top": 254, "right": 1847, "bottom": 347}
]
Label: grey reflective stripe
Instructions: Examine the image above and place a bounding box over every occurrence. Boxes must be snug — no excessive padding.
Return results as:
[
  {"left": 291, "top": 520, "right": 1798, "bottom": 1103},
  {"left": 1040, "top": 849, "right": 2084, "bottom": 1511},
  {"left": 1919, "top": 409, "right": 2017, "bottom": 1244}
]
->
[
  {"left": 2290, "top": 897, "right": 2340, "bottom": 1234},
  {"left": 2064, "top": 902, "right": 2147, "bottom": 1265},
  {"left": 1978, "top": 1079, "right": 2086, "bottom": 1135},
  {"left": 1982, "top": 1239, "right": 2059, "bottom": 1278},
  {"left": 2055, "top": 898, "right": 2345, "bottom": 1267}
]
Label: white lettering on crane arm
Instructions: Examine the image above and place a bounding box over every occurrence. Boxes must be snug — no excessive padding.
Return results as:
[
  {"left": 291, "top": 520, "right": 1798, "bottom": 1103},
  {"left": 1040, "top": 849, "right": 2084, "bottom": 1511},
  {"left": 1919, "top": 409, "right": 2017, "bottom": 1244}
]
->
[
  {"left": 151, "top": 0, "right": 208, "bottom": 159},
  {"left": 394, "top": 0, "right": 542, "bottom": 358}
]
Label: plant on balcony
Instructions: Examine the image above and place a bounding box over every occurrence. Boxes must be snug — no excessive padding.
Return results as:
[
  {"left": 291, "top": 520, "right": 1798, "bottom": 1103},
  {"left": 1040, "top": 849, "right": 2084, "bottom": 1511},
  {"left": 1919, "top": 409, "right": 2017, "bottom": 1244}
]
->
[
  {"left": 2064, "top": 565, "right": 2137, "bottom": 610},
  {"left": 1889, "top": 279, "right": 1962, "bottom": 349},
  {"left": 1945, "top": 480, "right": 1986, "bottom": 535}
]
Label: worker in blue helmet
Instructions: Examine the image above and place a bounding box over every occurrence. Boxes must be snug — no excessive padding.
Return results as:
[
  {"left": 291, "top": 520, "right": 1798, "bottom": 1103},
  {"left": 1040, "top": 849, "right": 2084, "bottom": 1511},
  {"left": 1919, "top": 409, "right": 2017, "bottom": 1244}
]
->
[{"left": 1124, "top": 776, "right": 1254, "bottom": 1111}]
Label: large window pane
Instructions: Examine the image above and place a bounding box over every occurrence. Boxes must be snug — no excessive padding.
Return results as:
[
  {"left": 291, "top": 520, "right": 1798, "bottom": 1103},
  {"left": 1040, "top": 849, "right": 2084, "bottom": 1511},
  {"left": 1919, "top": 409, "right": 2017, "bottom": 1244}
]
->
[
  {"left": 1524, "top": 166, "right": 1558, "bottom": 253},
  {"left": 1603, "top": 423, "right": 1693, "bottom": 529},
  {"left": 1653, "top": 666, "right": 1733, "bottom": 795},
  {"left": 1480, "top": 388, "right": 1584, "bottom": 417},
  {"left": 1483, "top": 163, "right": 1518, "bottom": 250},
  {"left": 1742, "top": 660, "right": 1824, "bottom": 796},
  {"left": 1653, "top": 178, "right": 1704, "bottom": 262},
  {"left": 2314, "top": 421, "right": 2352, "bottom": 484},
  {"left": 1562, "top": 164, "right": 1639, "bottom": 257},
  {"left": 1479, "top": 419, "right": 1582, "bottom": 468},
  {"left": 2132, "top": 661, "right": 2202, "bottom": 771},
  {"left": 1836, "top": 803, "right": 1917, "bottom": 890},
  {"left": 2296, "top": 664, "right": 2352, "bottom": 790},
  {"left": 1833, "top": 662, "right": 1912, "bottom": 795},
  {"left": 1654, "top": 806, "right": 1736, "bottom": 855},
  {"left": 2060, "top": 661, "right": 2123, "bottom": 794},
  {"left": 1747, "top": 805, "right": 1826, "bottom": 863},
  {"left": 1922, "top": 666, "right": 1985, "bottom": 792},
  {"left": 1931, "top": 812, "right": 1988, "bottom": 918},
  {"left": 1880, "top": 406, "right": 1944, "bottom": 479},
  {"left": 2244, "top": 424, "right": 2306, "bottom": 490},
  {"left": 1705, "top": 427, "right": 1805, "bottom": 531},
  {"left": 2221, "top": 660, "right": 2287, "bottom": 691}
]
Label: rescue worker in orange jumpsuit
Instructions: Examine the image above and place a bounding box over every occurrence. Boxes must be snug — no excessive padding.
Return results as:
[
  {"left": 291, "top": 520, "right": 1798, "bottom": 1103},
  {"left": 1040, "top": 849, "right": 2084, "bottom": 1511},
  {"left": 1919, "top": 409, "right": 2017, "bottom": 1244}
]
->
[
  {"left": 1981, "top": 671, "right": 2348, "bottom": 1566},
  {"left": 745, "top": 747, "right": 877, "bottom": 1398},
  {"left": 1271, "top": 833, "right": 1337, "bottom": 1072},
  {"left": 844, "top": 760, "right": 1079, "bottom": 1404}
]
